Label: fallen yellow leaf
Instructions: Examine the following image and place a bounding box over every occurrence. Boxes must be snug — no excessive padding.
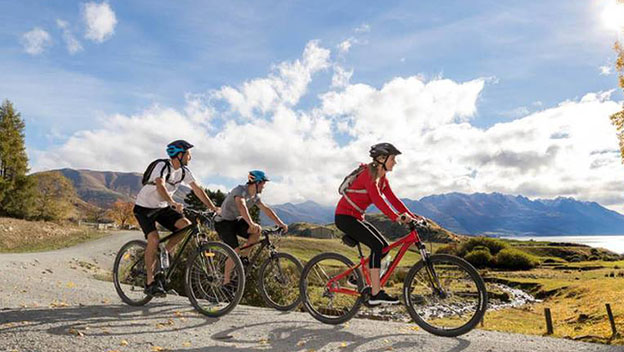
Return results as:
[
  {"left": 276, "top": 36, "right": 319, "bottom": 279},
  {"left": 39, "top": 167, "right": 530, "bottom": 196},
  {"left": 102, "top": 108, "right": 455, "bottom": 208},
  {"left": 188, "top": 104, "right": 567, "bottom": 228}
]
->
[
  {"left": 67, "top": 282, "right": 75, "bottom": 288},
  {"left": 120, "top": 339, "right": 128, "bottom": 346},
  {"left": 182, "top": 342, "right": 192, "bottom": 347},
  {"left": 258, "top": 338, "right": 269, "bottom": 344},
  {"left": 339, "top": 342, "right": 347, "bottom": 348},
  {"left": 151, "top": 346, "right": 164, "bottom": 352}
]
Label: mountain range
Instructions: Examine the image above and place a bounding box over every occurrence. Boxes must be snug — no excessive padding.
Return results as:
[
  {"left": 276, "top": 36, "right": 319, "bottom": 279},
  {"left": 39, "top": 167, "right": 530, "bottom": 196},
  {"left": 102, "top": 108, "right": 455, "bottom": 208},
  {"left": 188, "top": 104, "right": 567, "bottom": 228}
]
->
[{"left": 44, "top": 168, "right": 624, "bottom": 236}]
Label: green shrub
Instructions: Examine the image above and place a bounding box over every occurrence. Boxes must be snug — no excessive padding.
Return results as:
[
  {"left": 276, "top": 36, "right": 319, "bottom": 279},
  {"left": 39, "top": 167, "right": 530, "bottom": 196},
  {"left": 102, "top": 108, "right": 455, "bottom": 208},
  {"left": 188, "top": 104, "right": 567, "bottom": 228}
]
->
[
  {"left": 464, "top": 248, "right": 493, "bottom": 268},
  {"left": 494, "top": 248, "right": 538, "bottom": 270},
  {"left": 435, "top": 243, "right": 459, "bottom": 255},
  {"left": 459, "top": 237, "right": 508, "bottom": 257}
]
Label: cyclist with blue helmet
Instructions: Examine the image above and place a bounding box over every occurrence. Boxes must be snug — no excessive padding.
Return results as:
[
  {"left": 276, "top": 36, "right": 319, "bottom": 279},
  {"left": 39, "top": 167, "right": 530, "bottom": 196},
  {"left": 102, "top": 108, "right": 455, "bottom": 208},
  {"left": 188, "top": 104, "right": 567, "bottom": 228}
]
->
[
  {"left": 134, "top": 140, "right": 219, "bottom": 297},
  {"left": 215, "top": 170, "right": 288, "bottom": 286}
]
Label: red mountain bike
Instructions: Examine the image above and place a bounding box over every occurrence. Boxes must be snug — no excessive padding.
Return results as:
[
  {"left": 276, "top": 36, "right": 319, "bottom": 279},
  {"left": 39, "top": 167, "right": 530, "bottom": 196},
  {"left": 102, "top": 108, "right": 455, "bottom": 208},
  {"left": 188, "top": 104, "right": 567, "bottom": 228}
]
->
[{"left": 299, "top": 218, "right": 487, "bottom": 337}]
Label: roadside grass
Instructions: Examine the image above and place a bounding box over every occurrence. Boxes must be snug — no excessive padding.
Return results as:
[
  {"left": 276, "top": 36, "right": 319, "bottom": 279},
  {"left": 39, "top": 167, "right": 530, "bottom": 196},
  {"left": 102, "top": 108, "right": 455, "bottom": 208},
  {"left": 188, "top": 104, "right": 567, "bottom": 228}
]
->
[
  {"left": 482, "top": 260, "right": 624, "bottom": 344},
  {"left": 0, "top": 227, "right": 109, "bottom": 253}
]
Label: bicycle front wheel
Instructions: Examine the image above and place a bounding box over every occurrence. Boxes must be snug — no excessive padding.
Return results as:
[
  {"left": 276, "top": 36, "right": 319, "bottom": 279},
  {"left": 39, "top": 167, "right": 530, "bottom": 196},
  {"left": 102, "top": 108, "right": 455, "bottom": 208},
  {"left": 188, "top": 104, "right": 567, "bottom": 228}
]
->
[
  {"left": 403, "top": 254, "right": 488, "bottom": 337},
  {"left": 185, "top": 241, "right": 245, "bottom": 317},
  {"left": 258, "top": 252, "right": 303, "bottom": 311},
  {"left": 299, "top": 252, "right": 363, "bottom": 325},
  {"left": 112, "top": 240, "right": 153, "bottom": 306}
]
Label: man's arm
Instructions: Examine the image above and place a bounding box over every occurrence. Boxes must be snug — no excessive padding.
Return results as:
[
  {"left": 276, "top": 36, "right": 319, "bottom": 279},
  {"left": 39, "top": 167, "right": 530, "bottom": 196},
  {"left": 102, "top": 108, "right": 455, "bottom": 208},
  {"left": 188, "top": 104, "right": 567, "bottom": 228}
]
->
[
  {"left": 190, "top": 182, "right": 218, "bottom": 212},
  {"left": 155, "top": 178, "right": 183, "bottom": 211},
  {"left": 257, "top": 200, "right": 288, "bottom": 232}
]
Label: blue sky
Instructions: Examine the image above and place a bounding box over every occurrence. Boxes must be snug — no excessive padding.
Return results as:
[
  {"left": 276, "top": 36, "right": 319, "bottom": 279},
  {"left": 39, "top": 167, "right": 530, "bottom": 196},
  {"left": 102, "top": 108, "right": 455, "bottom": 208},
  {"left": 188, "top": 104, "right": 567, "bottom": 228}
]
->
[{"left": 2, "top": 1, "right": 624, "bottom": 210}]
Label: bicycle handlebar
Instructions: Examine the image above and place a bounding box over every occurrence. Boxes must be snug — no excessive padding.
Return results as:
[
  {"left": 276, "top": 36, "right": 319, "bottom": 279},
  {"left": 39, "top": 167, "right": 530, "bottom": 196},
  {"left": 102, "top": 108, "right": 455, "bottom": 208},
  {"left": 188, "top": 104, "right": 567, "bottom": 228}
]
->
[
  {"left": 399, "top": 214, "right": 430, "bottom": 231},
  {"left": 262, "top": 226, "right": 285, "bottom": 236}
]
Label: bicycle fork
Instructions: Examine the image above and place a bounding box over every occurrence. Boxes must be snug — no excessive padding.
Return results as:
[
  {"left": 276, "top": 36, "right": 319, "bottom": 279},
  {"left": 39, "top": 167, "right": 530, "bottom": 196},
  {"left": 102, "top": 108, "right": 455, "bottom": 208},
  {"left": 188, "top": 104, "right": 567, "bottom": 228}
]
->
[{"left": 418, "top": 243, "right": 446, "bottom": 299}]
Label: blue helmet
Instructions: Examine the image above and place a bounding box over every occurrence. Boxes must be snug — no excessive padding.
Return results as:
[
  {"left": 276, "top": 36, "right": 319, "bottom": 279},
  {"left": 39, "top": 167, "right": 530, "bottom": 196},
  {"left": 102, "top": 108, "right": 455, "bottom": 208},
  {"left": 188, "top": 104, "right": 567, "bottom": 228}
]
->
[
  {"left": 248, "top": 170, "right": 269, "bottom": 184},
  {"left": 167, "top": 140, "right": 193, "bottom": 158}
]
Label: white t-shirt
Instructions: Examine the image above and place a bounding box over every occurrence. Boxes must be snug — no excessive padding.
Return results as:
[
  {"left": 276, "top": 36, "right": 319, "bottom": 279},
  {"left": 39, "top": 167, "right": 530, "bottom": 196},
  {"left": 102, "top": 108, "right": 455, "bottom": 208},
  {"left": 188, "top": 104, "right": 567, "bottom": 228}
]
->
[{"left": 135, "top": 161, "right": 196, "bottom": 209}]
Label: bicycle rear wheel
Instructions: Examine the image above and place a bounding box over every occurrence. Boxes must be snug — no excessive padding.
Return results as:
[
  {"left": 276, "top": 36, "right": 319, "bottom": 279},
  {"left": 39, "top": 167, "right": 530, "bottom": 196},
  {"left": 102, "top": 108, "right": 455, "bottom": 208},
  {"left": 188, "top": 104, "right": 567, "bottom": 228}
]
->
[
  {"left": 258, "top": 252, "right": 303, "bottom": 311},
  {"left": 185, "top": 241, "right": 245, "bottom": 317},
  {"left": 403, "top": 254, "right": 487, "bottom": 337},
  {"left": 299, "top": 252, "right": 363, "bottom": 324},
  {"left": 113, "top": 240, "right": 153, "bottom": 306}
]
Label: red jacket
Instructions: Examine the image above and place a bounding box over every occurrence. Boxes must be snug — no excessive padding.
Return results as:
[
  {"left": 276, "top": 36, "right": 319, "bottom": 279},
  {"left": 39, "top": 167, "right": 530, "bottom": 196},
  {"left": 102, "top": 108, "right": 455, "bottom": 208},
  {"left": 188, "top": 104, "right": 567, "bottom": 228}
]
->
[{"left": 335, "top": 164, "right": 413, "bottom": 221}]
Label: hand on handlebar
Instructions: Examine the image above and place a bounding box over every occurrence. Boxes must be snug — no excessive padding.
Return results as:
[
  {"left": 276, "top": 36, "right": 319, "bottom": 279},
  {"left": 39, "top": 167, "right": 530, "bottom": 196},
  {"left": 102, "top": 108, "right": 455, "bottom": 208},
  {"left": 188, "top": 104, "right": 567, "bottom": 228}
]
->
[
  {"left": 278, "top": 222, "right": 288, "bottom": 233},
  {"left": 171, "top": 202, "right": 184, "bottom": 213},
  {"left": 398, "top": 213, "right": 414, "bottom": 224}
]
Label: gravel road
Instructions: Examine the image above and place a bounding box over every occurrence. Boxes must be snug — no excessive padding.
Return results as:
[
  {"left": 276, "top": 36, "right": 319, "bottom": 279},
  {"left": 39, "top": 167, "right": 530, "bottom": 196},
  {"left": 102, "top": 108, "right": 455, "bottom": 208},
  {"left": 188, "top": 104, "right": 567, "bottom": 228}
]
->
[{"left": 1, "top": 231, "right": 622, "bottom": 352}]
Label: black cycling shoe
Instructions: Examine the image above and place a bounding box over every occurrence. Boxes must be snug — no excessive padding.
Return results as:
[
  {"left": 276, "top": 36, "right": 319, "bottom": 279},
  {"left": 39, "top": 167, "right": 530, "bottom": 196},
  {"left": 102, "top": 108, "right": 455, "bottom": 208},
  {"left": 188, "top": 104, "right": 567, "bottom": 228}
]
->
[
  {"left": 368, "top": 290, "right": 400, "bottom": 305},
  {"left": 144, "top": 281, "right": 166, "bottom": 298},
  {"left": 346, "top": 273, "right": 358, "bottom": 287}
]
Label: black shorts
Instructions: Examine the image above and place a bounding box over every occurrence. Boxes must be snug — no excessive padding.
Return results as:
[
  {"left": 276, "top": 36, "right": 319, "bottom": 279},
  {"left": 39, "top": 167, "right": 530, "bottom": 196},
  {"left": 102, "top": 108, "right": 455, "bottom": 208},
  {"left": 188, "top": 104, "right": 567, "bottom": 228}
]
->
[
  {"left": 133, "top": 205, "right": 184, "bottom": 238},
  {"left": 214, "top": 218, "right": 250, "bottom": 249}
]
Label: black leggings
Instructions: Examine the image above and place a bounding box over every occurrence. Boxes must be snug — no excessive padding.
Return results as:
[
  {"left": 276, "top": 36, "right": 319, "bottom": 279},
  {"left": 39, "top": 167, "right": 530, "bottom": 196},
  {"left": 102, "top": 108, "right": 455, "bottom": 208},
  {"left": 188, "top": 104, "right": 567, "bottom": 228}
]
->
[{"left": 335, "top": 214, "right": 389, "bottom": 268}]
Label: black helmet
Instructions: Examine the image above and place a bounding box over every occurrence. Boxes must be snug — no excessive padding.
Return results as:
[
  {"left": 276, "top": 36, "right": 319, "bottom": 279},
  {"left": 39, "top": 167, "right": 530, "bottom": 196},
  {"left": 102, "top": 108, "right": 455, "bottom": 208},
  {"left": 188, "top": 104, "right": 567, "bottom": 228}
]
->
[
  {"left": 369, "top": 143, "right": 401, "bottom": 159},
  {"left": 166, "top": 140, "right": 194, "bottom": 157}
]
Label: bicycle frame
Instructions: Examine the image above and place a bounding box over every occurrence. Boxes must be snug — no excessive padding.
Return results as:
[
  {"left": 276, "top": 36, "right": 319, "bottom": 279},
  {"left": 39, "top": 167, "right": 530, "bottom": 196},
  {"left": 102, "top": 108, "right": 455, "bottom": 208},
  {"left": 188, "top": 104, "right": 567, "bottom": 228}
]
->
[
  {"left": 236, "top": 230, "right": 279, "bottom": 272},
  {"left": 157, "top": 223, "right": 200, "bottom": 283},
  {"left": 327, "top": 227, "right": 431, "bottom": 296}
]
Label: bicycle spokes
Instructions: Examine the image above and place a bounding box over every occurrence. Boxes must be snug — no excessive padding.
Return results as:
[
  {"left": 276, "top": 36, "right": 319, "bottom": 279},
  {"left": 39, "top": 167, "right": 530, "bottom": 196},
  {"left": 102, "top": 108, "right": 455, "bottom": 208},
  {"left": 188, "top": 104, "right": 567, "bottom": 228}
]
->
[
  {"left": 405, "top": 256, "right": 484, "bottom": 332},
  {"left": 302, "top": 254, "right": 362, "bottom": 323}
]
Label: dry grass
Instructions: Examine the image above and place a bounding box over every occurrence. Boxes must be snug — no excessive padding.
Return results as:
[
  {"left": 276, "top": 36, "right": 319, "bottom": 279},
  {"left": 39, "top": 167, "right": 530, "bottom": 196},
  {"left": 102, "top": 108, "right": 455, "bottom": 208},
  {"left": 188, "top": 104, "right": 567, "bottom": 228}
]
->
[{"left": 0, "top": 217, "right": 108, "bottom": 252}]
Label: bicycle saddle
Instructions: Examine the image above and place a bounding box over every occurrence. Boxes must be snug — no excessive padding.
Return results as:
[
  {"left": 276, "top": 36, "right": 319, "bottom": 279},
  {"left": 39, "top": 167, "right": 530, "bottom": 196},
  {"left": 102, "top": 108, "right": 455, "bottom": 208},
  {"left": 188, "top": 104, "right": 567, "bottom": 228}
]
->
[{"left": 341, "top": 235, "right": 359, "bottom": 247}]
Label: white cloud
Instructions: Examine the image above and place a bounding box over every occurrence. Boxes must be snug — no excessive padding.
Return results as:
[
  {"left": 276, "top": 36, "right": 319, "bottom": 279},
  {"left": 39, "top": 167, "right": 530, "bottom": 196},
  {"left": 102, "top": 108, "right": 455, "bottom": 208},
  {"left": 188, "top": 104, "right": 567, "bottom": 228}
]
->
[
  {"left": 600, "top": 65, "right": 613, "bottom": 75},
  {"left": 338, "top": 39, "right": 353, "bottom": 54},
  {"left": 331, "top": 65, "right": 353, "bottom": 88},
  {"left": 32, "top": 40, "right": 624, "bottom": 213},
  {"left": 354, "top": 23, "right": 370, "bottom": 33},
  {"left": 210, "top": 40, "right": 330, "bottom": 119},
  {"left": 500, "top": 106, "right": 530, "bottom": 119},
  {"left": 83, "top": 2, "right": 117, "bottom": 43},
  {"left": 20, "top": 27, "right": 52, "bottom": 55},
  {"left": 57, "top": 19, "right": 83, "bottom": 54}
]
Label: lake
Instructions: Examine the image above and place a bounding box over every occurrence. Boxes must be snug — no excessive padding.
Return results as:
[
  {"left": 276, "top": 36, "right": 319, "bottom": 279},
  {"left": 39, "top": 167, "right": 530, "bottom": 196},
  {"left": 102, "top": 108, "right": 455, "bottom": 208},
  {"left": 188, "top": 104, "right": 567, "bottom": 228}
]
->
[{"left": 503, "top": 235, "right": 624, "bottom": 254}]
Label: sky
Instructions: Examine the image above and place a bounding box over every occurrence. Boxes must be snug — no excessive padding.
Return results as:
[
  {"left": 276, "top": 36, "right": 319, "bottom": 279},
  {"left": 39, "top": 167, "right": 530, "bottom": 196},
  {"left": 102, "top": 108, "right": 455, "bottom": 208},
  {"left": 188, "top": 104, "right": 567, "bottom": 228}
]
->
[{"left": 2, "top": 0, "right": 624, "bottom": 212}]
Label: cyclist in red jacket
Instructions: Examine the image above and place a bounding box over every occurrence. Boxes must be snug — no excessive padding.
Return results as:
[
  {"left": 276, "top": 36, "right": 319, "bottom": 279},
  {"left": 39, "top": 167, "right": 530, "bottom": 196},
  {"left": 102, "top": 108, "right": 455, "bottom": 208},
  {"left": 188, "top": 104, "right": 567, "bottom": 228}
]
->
[{"left": 335, "top": 143, "right": 423, "bottom": 305}]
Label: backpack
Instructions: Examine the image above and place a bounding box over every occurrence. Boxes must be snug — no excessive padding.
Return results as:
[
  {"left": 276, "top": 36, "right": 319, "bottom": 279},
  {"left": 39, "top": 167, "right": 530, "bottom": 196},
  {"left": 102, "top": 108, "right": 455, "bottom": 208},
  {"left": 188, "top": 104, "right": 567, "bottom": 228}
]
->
[
  {"left": 142, "top": 159, "right": 186, "bottom": 186},
  {"left": 338, "top": 165, "right": 368, "bottom": 213}
]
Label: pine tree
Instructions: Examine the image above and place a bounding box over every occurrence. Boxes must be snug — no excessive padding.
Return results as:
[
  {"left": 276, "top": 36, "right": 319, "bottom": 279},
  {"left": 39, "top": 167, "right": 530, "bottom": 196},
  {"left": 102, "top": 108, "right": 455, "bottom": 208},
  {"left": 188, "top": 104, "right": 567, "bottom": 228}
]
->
[{"left": 0, "top": 100, "right": 35, "bottom": 218}]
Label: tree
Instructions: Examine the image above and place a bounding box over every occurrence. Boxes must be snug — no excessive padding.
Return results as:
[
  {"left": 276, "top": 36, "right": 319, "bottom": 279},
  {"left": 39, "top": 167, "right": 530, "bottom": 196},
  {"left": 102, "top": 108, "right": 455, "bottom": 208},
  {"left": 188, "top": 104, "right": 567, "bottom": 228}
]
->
[
  {"left": 86, "top": 207, "right": 109, "bottom": 223},
  {"left": 611, "top": 41, "right": 624, "bottom": 162},
  {"left": 183, "top": 187, "right": 260, "bottom": 223},
  {"left": 108, "top": 199, "right": 137, "bottom": 228},
  {"left": 0, "top": 100, "right": 35, "bottom": 218},
  {"left": 31, "top": 171, "right": 76, "bottom": 221}
]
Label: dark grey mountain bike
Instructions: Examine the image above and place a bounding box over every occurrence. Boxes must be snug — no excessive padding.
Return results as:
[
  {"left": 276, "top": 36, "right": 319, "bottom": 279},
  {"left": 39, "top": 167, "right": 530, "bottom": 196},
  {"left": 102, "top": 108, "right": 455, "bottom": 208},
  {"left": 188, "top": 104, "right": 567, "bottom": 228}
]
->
[{"left": 112, "top": 208, "right": 245, "bottom": 317}]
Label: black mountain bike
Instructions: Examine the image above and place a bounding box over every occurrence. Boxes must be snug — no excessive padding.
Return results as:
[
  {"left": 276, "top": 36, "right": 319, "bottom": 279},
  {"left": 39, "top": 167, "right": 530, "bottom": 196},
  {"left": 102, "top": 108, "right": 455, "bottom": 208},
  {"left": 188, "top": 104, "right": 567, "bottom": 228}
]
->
[
  {"left": 112, "top": 208, "right": 245, "bottom": 317},
  {"left": 227, "top": 226, "right": 303, "bottom": 311}
]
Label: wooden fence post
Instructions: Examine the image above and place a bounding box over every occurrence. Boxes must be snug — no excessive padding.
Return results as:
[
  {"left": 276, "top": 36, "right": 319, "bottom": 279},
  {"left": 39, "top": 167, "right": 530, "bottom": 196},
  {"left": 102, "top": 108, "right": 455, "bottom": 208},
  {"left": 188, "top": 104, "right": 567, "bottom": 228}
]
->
[
  {"left": 544, "top": 308, "right": 553, "bottom": 335},
  {"left": 606, "top": 303, "right": 618, "bottom": 338}
]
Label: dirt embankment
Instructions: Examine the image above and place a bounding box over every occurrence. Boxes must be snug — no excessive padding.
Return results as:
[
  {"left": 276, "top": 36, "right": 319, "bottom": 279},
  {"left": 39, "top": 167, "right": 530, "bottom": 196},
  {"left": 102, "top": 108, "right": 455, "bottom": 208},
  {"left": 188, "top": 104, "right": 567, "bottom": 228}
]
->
[{"left": 0, "top": 217, "right": 107, "bottom": 252}]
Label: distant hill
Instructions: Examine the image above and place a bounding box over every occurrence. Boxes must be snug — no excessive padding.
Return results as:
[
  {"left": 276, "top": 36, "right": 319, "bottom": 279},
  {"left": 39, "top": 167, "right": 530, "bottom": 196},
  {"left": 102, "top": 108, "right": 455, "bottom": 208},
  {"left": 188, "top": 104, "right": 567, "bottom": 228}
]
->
[
  {"left": 260, "top": 193, "right": 624, "bottom": 236},
  {"left": 259, "top": 200, "right": 334, "bottom": 225},
  {"left": 39, "top": 169, "right": 624, "bottom": 235},
  {"left": 40, "top": 168, "right": 188, "bottom": 208}
]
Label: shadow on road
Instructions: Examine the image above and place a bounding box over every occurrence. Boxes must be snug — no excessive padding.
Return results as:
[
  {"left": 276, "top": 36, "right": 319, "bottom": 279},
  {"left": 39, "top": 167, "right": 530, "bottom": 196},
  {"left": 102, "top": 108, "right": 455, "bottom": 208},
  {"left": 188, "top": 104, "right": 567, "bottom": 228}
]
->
[
  {"left": 170, "top": 320, "right": 471, "bottom": 352},
  {"left": 0, "top": 302, "right": 217, "bottom": 337}
]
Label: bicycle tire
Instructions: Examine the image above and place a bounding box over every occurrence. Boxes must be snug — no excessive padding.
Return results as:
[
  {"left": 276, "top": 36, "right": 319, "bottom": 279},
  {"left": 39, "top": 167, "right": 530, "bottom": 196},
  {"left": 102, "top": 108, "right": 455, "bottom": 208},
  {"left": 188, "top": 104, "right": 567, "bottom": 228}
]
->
[
  {"left": 184, "top": 241, "right": 245, "bottom": 317},
  {"left": 299, "top": 252, "right": 364, "bottom": 324},
  {"left": 258, "top": 252, "right": 303, "bottom": 311},
  {"left": 403, "top": 254, "right": 488, "bottom": 337},
  {"left": 113, "top": 240, "right": 153, "bottom": 306}
]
